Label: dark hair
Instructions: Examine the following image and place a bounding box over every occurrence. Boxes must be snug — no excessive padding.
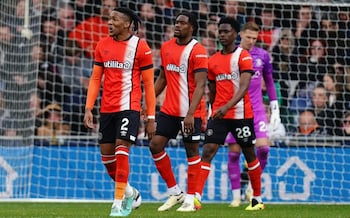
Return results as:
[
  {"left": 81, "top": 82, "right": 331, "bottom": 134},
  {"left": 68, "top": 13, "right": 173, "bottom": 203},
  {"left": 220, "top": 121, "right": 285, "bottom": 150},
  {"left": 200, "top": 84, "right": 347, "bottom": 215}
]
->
[
  {"left": 218, "top": 16, "right": 240, "bottom": 33},
  {"left": 114, "top": 7, "right": 142, "bottom": 32},
  {"left": 175, "top": 11, "right": 198, "bottom": 36}
]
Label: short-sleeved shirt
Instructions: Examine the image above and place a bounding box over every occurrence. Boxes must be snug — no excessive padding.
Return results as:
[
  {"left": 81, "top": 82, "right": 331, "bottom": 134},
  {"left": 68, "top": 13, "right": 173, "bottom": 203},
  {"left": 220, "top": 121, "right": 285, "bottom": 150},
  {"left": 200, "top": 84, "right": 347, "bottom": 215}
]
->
[
  {"left": 208, "top": 47, "right": 254, "bottom": 119},
  {"left": 94, "top": 35, "right": 153, "bottom": 113},
  {"left": 159, "top": 38, "right": 208, "bottom": 118}
]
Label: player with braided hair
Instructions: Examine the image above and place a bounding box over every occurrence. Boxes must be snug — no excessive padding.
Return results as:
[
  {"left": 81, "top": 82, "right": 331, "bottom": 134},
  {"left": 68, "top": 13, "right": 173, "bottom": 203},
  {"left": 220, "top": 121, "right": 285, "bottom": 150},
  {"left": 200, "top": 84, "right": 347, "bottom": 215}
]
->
[{"left": 83, "top": 7, "right": 156, "bottom": 217}]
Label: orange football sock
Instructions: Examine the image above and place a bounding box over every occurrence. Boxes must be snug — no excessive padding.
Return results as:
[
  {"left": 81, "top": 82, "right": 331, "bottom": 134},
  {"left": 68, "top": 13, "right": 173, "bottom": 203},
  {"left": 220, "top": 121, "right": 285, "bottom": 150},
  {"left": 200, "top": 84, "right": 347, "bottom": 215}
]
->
[
  {"left": 187, "top": 155, "right": 201, "bottom": 194},
  {"left": 101, "top": 154, "right": 116, "bottom": 181},
  {"left": 153, "top": 150, "right": 177, "bottom": 188},
  {"left": 114, "top": 146, "right": 129, "bottom": 200},
  {"left": 196, "top": 161, "right": 211, "bottom": 196},
  {"left": 115, "top": 182, "right": 127, "bottom": 200},
  {"left": 247, "top": 158, "right": 262, "bottom": 197}
]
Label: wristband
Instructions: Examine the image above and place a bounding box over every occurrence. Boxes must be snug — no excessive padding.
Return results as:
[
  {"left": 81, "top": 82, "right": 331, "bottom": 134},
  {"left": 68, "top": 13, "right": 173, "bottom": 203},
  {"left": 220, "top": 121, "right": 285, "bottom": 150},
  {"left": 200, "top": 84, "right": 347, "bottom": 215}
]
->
[{"left": 147, "top": 115, "right": 155, "bottom": 119}]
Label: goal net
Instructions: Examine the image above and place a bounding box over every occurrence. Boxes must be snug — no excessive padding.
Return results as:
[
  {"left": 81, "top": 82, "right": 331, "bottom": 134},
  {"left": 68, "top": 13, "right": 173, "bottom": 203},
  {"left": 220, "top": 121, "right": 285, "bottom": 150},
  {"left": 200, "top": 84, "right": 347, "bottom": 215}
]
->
[{"left": 0, "top": 0, "right": 349, "bottom": 203}]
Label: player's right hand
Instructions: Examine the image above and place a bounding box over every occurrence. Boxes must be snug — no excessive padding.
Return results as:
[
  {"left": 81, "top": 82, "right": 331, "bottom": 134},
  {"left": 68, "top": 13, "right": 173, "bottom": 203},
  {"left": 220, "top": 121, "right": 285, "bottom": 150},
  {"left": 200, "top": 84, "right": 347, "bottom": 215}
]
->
[
  {"left": 183, "top": 114, "right": 194, "bottom": 135},
  {"left": 140, "top": 105, "right": 147, "bottom": 121},
  {"left": 213, "top": 106, "right": 228, "bottom": 119},
  {"left": 83, "top": 109, "right": 94, "bottom": 129},
  {"left": 145, "top": 119, "right": 155, "bottom": 140}
]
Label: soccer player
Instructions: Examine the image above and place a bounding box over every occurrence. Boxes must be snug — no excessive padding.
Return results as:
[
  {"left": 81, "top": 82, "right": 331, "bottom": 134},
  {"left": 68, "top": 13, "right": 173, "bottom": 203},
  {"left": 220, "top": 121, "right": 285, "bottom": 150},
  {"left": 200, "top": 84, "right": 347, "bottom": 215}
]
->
[
  {"left": 83, "top": 7, "right": 156, "bottom": 217},
  {"left": 196, "top": 19, "right": 264, "bottom": 211},
  {"left": 226, "top": 21, "right": 281, "bottom": 207},
  {"left": 148, "top": 11, "right": 208, "bottom": 212}
]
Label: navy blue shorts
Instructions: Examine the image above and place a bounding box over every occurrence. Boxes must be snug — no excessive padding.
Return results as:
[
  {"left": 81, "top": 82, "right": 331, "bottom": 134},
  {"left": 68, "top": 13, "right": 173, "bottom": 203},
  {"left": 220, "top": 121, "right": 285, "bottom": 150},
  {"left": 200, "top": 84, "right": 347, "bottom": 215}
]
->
[
  {"left": 204, "top": 118, "right": 256, "bottom": 147},
  {"left": 156, "top": 111, "right": 202, "bottom": 143},
  {"left": 99, "top": 110, "right": 140, "bottom": 144}
]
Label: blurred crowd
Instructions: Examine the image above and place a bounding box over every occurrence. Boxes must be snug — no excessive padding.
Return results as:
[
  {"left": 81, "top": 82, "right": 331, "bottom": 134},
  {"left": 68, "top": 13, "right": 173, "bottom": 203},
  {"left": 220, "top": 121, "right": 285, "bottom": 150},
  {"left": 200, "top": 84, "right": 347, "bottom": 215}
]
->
[{"left": 1, "top": 0, "right": 350, "bottom": 143}]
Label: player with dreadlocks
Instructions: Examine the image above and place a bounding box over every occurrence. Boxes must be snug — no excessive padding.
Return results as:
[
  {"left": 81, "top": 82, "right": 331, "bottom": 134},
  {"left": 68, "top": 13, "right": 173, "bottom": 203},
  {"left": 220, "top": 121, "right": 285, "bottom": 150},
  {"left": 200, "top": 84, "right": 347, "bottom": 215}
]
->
[{"left": 83, "top": 7, "right": 156, "bottom": 217}]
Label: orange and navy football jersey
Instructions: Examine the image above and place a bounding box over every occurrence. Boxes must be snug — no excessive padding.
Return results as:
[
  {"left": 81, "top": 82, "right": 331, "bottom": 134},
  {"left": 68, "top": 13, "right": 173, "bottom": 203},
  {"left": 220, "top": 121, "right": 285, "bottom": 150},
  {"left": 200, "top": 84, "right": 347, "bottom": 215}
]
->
[
  {"left": 160, "top": 38, "right": 208, "bottom": 117},
  {"left": 94, "top": 35, "right": 153, "bottom": 113},
  {"left": 208, "top": 47, "right": 254, "bottom": 119}
]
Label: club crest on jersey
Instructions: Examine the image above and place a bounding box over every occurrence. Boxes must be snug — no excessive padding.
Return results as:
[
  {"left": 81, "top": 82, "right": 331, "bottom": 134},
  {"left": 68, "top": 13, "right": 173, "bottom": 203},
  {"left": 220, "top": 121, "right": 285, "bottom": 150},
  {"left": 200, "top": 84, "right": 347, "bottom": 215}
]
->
[
  {"left": 255, "top": 58, "right": 262, "bottom": 67},
  {"left": 166, "top": 64, "right": 186, "bottom": 73},
  {"left": 206, "top": 128, "right": 213, "bottom": 136},
  {"left": 104, "top": 60, "right": 131, "bottom": 69},
  {"left": 216, "top": 72, "right": 238, "bottom": 81}
]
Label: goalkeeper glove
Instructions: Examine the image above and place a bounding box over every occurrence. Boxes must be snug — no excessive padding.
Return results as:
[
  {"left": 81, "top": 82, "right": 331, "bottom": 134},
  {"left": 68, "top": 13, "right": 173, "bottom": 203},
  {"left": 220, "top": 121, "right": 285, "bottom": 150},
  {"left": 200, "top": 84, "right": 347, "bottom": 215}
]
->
[{"left": 269, "top": 100, "right": 281, "bottom": 131}]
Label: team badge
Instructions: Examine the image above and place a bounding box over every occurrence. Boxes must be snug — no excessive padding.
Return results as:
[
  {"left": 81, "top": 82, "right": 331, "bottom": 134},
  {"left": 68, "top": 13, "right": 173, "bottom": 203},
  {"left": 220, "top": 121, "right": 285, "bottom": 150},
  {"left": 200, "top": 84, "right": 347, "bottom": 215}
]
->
[
  {"left": 206, "top": 129, "right": 213, "bottom": 136},
  {"left": 255, "top": 58, "right": 262, "bottom": 67}
]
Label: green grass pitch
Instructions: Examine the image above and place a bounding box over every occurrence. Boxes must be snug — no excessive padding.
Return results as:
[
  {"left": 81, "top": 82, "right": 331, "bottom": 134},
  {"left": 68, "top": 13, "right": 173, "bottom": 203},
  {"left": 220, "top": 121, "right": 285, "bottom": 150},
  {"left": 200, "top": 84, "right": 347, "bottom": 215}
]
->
[{"left": 1, "top": 202, "right": 349, "bottom": 218}]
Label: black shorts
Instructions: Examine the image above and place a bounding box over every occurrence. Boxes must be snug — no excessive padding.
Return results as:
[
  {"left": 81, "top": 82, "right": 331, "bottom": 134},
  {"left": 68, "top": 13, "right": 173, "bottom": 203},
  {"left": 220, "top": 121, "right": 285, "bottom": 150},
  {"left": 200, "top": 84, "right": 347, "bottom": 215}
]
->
[
  {"left": 156, "top": 111, "right": 202, "bottom": 143},
  {"left": 204, "top": 118, "right": 256, "bottom": 147},
  {"left": 99, "top": 110, "right": 140, "bottom": 144}
]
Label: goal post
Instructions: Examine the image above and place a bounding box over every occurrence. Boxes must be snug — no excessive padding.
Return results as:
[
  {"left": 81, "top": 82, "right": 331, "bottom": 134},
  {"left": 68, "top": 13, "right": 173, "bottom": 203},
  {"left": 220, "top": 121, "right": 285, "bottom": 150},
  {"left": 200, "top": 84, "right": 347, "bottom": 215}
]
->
[{"left": 0, "top": 0, "right": 350, "bottom": 203}]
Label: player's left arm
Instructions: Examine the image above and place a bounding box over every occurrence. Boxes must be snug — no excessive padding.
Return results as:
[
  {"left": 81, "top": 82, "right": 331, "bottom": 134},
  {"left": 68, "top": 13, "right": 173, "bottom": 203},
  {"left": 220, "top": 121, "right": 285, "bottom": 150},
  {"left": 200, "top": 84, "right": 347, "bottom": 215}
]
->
[
  {"left": 84, "top": 64, "right": 103, "bottom": 129},
  {"left": 139, "top": 41, "right": 156, "bottom": 140},
  {"left": 208, "top": 80, "right": 216, "bottom": 105},
  {"left": 207, "top": 59, "right": 216, "bottom": 105},
  {"left": 141, "top": 67, "right": 156, "bottom": 140},
  {"left": 183, "top": 46, "right": 208, "bottom": 133},
  {"left": 188, "top": 71, "right": 207, "bottom": 116},
  {"left": 262, "top": 51, "right": 281, "bottom": 129}
]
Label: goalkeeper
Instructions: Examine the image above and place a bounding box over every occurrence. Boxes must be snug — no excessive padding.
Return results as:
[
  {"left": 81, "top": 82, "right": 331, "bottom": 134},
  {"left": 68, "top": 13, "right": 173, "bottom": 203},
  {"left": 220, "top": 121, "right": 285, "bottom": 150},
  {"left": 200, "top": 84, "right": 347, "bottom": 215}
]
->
[{"left": 226, "top": 21, "right": 281, "bottom": 207}]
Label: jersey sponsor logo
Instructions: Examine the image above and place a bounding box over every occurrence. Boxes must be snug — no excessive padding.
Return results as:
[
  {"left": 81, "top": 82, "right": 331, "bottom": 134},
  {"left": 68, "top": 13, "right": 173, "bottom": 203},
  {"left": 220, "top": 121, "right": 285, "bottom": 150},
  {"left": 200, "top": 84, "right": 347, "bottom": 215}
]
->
[
  {"left": 166, "top": 63, "right": 186, "bottom": 73},
  {"left": 216, "top": 72, "right": 239, "bottom": 81},
  {"left": 104, "top": 60, "right": 131, "bottom": 69}
]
